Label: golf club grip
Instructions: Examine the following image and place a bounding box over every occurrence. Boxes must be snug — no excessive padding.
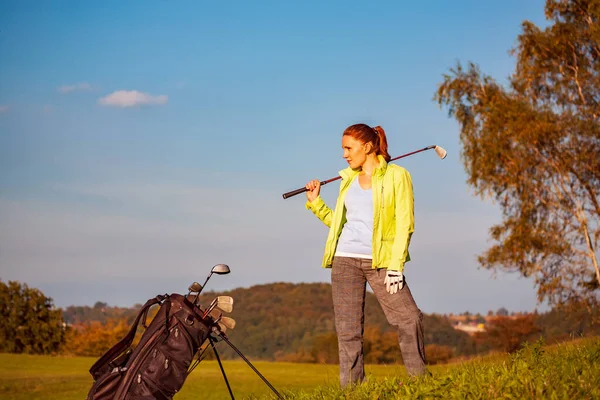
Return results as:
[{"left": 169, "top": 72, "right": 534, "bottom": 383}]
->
[
  {"left": 282, "top": 187, "right": 308, "bottom": 199},
  {"left": 282, "top": 176, "right": 343, "bottom": 200}
]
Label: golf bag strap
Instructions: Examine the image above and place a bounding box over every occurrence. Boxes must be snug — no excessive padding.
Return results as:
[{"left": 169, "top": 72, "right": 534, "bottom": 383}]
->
[{"left": 89, "top": 294, "right": 167, "bottom": 378}]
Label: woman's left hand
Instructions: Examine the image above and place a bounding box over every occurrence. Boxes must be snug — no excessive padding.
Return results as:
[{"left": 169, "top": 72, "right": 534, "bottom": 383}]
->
[{"left": 384, "top": 270, "right": 404, "bottom": 294}]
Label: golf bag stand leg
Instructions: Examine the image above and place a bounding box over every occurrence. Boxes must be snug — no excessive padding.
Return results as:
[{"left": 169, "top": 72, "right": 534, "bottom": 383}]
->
[
  {"left": 217, "top": 333, "right": 283, "bottom": 400},
  {"left": 209, "top": 337, "right": 235, "bottom": 400}
]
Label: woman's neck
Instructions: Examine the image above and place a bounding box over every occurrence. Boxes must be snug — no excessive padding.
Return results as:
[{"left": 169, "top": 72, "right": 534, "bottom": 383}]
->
[{"left": 359, "top": 154, "right": 380, "bottom": 176}]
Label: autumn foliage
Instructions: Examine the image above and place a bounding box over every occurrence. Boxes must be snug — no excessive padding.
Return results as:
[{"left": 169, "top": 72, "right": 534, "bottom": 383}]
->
[
  {"left": 474, "top": 315, "right": 541, "bottom": 353},
  {"left": 2, "top": 279, "right": 599, "bottom": 366},
  {"left": 62, "top": 319, "right": 131, "bottom": 357},
  {"left": 435, "top": 0, "right": 600, "bottom": 307}
]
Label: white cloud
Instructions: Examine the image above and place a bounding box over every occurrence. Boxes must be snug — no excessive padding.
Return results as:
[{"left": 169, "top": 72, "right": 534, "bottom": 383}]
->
[
  {"left": 0, "top": 105, "right": 9, "bottom": 113},
  {"left": 98, "top": 90, "right": 168, "bottom": 108},
  {"left": 57, "top": 82, "right": 92, "bottom": 94}
]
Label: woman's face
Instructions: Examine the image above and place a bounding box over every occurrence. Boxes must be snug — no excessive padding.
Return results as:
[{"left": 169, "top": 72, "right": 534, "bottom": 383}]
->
[{"left": 342, "top": 135, "right": 369, "bottom": 169}]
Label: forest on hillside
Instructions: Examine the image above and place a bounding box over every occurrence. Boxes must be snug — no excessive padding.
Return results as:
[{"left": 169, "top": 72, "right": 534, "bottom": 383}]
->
[{"left": 59, "top": 282, "right": 600, "bottom": 363}]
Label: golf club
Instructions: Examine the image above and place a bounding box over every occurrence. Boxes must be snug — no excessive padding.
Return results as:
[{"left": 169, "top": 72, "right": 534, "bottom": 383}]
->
[
  {"left": 193, "top": 264, "right": 231, "bottom": 303},
  {"left": 216, "top": 299, "right": 233, "bottom": 314},
  {"left": 187, "top": 282, "right": 202, "bottom": 297},
  {"left": 208, "top": 309, "right": 223, "bottom": 322},
  {"left": 219, "top": 317, "right": 236, "bottom": 330},
  {"left": 282, "top": 144, "right": 448, "bottom": 199},
  {"left": 202, "top": 296, "right": 234, "bottom": 319}
]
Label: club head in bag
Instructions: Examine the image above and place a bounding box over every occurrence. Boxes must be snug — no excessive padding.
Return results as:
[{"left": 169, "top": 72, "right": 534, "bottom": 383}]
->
[
  {"left": 216, "top": 301, "right": 233, "bottom": 314},
  {"left": 209, "top": 309, "right": 222, "bottom": 322},
  {"left": 197, "top": 264, "right": 231, "bottom": 298},
  {"left": 219, "top": 317, "right": 236, "bottom": 330},
  {"left": 215, "top": 296, "right": 233, "bottom": 313},
  {"left": 202, "top": 296, "right": 234, "bottom": 318},
  {"left": 212, "top": 264, "right": 231, "bottom": 275},
  {"left": 187, "top": 282, "right": 202, "bottom": 299},
  {"left": 188, "top": 282, "right": 202, "bottom": 293}
]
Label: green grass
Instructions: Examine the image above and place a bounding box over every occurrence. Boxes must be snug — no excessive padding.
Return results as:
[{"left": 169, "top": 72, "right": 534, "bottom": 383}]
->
[
  {"left": 0, "top": 337, "right": 598, "bottom": 399},
  {"left": 0, "top": 352, "right": 405, "bottom": 400}
]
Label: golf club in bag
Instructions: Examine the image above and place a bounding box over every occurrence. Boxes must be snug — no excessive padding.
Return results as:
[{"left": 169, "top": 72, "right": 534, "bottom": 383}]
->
[
  {"left": 86, "top": 264, "right": 283, "bottom": 400},
  {"left": 282, "top": 144, "right": 447, "bottom": 199}
]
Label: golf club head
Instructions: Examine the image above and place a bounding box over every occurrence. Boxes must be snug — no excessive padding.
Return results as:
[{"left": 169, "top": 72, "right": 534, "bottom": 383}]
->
[
  {"left": 219, "top": 316, "right": 236, "bottom": 330},
  {"left": 216, "top": 302, "right": 233, "bottom": 314},
  {"left": 211, "top": 264, "right": 231, "bottom": 275},
  {"left": 188, "top": 282, "right": 202, "bottom": 293},
  {"left": 208, "top": 309, "right": 222, "bottom": 321},
  {"left": 216, "top": 296, "right": 234, "bottom": 313},
  {"left": 434, "top": 145, "right": 447, "bottom": 159},
  {"left": 217, "top": 322, "right": 227, "bottom": 333}
]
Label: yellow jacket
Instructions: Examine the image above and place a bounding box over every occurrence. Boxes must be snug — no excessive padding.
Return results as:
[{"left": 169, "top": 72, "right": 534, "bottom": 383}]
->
[{"left": 306, "top": 155, "right": 414, "bottom": 272}]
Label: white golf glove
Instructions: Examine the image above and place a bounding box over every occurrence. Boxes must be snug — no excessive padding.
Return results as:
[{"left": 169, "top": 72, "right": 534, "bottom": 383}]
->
[{"left": 384, "top": 270, "right": 404, "bottom": 294}]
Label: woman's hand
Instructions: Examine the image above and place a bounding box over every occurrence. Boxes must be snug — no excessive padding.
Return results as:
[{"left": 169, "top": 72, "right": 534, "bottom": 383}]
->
[{"left": 305, "top": 179, "right": 321, "bottom": 202}]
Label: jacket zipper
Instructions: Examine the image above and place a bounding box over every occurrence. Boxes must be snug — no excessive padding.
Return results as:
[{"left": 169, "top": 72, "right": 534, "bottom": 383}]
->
[{"left": 371, "top": 175, "right": 382, "bottom": 267}]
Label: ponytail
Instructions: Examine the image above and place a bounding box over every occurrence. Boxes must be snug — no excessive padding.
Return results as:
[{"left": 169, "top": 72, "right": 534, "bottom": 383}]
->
[{"left": 372, "top": 126, "right": 391, "bottom": 162}]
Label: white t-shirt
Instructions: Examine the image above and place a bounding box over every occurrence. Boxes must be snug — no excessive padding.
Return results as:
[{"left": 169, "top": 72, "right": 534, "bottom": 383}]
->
[{"left": 335, "top": 177, "right": 373, "bottom": 259}]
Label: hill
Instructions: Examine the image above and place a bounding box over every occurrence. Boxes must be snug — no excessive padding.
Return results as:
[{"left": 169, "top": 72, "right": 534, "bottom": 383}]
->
[{"left": 63, "top": 282, "right": 475, "bottom": 361}]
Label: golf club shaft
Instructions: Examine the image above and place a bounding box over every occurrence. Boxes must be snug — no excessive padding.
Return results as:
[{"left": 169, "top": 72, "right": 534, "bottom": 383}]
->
[
  {"left": 282, "top": 145, "right": 438, "bottom": 199},
  {"left": 202, "top": 300, "right": 218, "bottom": 319},
  {"left": 193, "top": 273, "right": 213, "bottom": 304}
]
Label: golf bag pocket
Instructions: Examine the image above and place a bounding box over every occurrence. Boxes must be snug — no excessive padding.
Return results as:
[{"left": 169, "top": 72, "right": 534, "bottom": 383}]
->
[
  {"left": 125, "top": 375, "right": 171, "bottom": 400},
  {"left": 87, "top": 367, "right": 126, "bottom": 400},
  {"left": 137, "top": 347, "right": 190, "bottom": 396},
  {"left": 162, "top": 325, "right": 194, "bottom": 361}
]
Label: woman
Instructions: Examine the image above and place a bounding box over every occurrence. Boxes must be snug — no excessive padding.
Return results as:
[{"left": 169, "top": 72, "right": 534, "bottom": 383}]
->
[{"left": 305, "top": 123, "right": 427, "bottom": 387}]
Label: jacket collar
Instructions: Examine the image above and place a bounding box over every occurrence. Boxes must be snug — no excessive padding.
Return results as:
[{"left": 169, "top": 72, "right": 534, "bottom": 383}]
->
[{"left": 339, "top": 155, "right": 389, "bottom": 180}]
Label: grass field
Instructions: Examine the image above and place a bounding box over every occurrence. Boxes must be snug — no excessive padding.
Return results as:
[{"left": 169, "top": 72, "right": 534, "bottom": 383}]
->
[{"left": 0, "top": 337, "right": 598, "bottom": 399}]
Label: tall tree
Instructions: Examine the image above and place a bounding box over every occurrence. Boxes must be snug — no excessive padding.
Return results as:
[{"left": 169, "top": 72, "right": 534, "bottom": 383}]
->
[
  {"left": 435, "top": 0, "right": 600, "bottom": 307},
  {"left": 0, "top": 280, "right": 65, "bottom": 354}
]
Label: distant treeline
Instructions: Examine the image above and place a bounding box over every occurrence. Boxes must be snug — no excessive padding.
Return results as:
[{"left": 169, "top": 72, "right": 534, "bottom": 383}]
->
[{"left": 59, "top": 282, "right": 600, "bottom": 364}]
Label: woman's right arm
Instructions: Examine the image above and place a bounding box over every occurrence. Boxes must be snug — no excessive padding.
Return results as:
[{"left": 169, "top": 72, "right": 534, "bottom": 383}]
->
[{"left": 305, "top": 179, "right": 333, "bottom": 227}]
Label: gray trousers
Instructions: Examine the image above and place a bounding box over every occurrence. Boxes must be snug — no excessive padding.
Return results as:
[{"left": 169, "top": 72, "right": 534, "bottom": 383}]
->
[{"left": 331, "top": 256, "right": 427, "bottom": 387}]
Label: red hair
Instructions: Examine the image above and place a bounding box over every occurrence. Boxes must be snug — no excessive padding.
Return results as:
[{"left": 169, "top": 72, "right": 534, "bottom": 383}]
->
[{"left": 343, "top": 123, "right": 391, "bottom": 162}]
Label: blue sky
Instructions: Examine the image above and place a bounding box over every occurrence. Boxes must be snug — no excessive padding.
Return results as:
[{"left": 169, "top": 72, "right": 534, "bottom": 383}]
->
[{"left": 0, "top": 1, "right": 549, "bottom": 314}]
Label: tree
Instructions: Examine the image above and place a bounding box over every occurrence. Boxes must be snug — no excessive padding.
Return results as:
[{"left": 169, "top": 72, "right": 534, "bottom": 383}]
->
[
  {"left": 496, "top": 308, "right": 509, "bottom": 317},
  {"left": 363, "top": 327, "right": 402, "bottom": 364},
  {"left": 435, "top": 0, "right": 600, "bottom": 307},
  {"left": 425, "top": 344, "right": 454, "bottom": 365},
  {"left": 0, "top": 280, "right": 65, "bottom": 354},
  {"left": 476, "top": 315, "right": 541, "bottom": 353},
  {"left": 62, "top": 318, "right": 130, "bottom": 357}
]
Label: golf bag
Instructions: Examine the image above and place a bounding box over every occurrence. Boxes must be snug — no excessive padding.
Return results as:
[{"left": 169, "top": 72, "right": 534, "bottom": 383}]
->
[{"left": 86, "top": 293, "right": 211, "bottom": 400}]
